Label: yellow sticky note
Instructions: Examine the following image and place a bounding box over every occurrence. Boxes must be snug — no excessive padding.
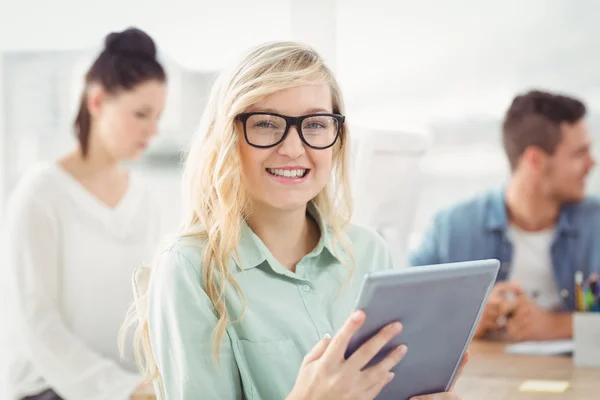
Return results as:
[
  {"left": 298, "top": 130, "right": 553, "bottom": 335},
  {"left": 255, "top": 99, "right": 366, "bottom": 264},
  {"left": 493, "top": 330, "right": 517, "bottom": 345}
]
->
[{"left": 519, "top": 380, "right": 570, "bottom": 393}]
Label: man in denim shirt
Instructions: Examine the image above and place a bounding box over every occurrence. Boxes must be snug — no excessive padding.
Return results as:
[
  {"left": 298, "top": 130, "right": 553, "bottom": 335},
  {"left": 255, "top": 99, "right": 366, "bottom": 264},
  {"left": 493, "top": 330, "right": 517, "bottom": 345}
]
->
[{"left": 410, "top": 90, "right": 600, "bottom": 341}]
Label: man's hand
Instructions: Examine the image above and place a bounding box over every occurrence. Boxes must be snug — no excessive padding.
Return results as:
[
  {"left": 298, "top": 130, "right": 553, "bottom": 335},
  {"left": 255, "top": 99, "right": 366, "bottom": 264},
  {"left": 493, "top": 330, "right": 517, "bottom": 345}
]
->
[
  {"left": 449, "top": 350, "right": 469, "bottom": 390},
  {"left": 505, "top": 295, "right": 573, "bottom": 341},
  {"left": 473, "top": 281, "right": 522, "bottom": 339}
]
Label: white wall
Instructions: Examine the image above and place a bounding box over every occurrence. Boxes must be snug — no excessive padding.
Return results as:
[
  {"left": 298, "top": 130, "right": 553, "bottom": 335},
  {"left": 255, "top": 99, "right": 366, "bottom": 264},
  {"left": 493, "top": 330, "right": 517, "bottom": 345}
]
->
[
  {"left": 0, "top": 0, "right": 293, "bottom": 71},
  {"left": 290, "top": 0, "right": 337, "bottom": 71},
  {"left": 337, "top": 0, "right": 600, "bottom": 123},
  {"left": 0, "top": 54, "right": 6, "bottom": 212}
]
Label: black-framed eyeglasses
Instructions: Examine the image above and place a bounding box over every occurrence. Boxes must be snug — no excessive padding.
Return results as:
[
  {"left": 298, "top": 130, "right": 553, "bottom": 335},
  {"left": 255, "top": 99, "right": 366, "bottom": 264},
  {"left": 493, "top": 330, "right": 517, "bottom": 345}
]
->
[{"left": 235, "top": 111, "right": 345, "bottom": 149}]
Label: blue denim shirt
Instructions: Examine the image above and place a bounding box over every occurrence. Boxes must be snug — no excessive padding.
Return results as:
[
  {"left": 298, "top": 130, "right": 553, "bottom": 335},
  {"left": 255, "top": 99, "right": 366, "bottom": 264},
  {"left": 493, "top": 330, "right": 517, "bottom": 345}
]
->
[{"left": 409, "top": 188, "right": 600, "bottom": 312}]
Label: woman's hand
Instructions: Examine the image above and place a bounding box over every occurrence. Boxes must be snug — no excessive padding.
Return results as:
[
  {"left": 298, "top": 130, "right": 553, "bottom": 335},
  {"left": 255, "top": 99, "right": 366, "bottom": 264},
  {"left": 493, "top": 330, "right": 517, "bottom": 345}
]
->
[{"left": 287, "top": 310, "right": 407, "bottom": 400}]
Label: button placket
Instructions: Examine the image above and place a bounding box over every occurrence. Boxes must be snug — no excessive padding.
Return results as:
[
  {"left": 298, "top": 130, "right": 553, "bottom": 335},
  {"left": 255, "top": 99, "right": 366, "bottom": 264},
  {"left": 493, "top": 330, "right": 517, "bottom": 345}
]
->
[{"left": 296, "top": 279, "right": 334, "bottom": 341}]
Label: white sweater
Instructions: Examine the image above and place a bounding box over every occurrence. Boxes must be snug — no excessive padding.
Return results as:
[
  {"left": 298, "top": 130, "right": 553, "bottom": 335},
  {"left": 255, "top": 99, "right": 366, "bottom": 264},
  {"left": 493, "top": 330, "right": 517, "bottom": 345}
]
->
[{"left": 4, "top": 163, "right": 163, "bottom": 400}]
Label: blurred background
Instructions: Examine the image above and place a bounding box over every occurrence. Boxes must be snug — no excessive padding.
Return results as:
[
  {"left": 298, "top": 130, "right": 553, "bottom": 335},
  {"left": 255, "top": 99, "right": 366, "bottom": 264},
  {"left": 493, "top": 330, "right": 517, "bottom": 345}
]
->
[{"left": 0, "top": 0, "right": 599, "bottom": 394}]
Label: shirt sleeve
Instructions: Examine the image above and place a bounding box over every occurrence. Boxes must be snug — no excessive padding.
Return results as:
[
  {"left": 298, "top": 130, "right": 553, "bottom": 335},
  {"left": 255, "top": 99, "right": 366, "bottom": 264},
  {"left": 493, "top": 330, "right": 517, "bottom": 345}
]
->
[
  {"left": 147, "top": 248, "right": 243, "bottom": 399},
  {"left": 5, "top": 191, "right": 141, "bottom": 400}
]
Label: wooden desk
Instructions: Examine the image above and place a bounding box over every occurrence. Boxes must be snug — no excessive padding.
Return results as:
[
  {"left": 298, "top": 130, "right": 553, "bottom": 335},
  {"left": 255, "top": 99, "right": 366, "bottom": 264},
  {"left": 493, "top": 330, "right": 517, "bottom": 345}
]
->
[
  {"left": 454, "top": 341, "right": 600, "bottom": 399},
  {"left": 131, "top": 340, "right": 600, "bottom": 399}
]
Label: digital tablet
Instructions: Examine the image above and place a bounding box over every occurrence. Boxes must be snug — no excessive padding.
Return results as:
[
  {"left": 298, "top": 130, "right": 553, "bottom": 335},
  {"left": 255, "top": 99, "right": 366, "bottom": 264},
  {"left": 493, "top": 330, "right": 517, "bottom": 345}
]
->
[{"left": 345, "top": 259, "right": 500, "bottom": 400}]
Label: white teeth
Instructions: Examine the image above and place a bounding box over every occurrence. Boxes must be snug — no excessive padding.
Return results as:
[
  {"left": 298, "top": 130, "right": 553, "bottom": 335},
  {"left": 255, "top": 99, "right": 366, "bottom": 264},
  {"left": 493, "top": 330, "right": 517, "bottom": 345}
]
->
[{"left": 267, "top": 168, "right": 307, "bottom": 178}]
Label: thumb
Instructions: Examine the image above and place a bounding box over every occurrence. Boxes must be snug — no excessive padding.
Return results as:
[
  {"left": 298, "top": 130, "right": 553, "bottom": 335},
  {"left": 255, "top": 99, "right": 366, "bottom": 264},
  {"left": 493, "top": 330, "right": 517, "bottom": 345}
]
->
[
  {"left": 302, "top": 337, "right": 331, "bottom": 366},
  {"left": 496, "top": 280, "right": 522, "bottom": 295},
  {"left": 506, "top": 280, "right": 523, "bottom": 293}
]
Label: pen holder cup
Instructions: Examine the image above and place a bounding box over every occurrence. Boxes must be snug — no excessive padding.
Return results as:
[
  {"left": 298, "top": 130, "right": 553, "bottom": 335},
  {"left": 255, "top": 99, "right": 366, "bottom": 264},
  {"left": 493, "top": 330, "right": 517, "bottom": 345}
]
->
[{"left": 573, "top": 312, "right": 600, "bottom": 368}]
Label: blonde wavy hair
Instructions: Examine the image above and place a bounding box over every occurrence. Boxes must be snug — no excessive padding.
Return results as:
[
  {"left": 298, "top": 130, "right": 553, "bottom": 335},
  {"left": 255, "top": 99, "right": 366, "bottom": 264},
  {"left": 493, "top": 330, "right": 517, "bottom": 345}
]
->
[{"left": 121, "top": 41, "right": 355, "bottom": 382}]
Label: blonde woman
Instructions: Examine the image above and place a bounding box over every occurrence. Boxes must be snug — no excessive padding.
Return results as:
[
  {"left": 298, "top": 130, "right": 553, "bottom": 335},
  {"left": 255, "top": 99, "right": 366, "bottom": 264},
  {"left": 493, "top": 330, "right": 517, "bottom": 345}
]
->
[{"left": 129, "top": 42, "right": 464, "bottom": 399}]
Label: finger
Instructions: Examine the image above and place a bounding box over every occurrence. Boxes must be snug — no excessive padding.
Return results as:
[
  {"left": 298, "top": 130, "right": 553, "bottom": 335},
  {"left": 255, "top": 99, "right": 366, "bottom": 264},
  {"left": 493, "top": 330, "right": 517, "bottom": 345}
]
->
[
  {"left": 346, "top": 321, "right": 403, "bottom": 370},
  {"left": 484, "top": 302, "right": 500, "bottom": 317},
  {"left": 302, "top": 337, "right": 331, "bottom": 366},
  {"left": 362, "top": 344, "right": 408, "bottom": 387},
  {"left": 492, "top": 282, "right": 522, "bottom": 305},
  {"left": 323, "top": 310, "right": 366, "bottom": 361},
  {"left": 476, "top": 316, "right": 491, "bottom": 332},
  {"left": 485, "top": 305, "right": 502, "bottom": 326},
  {"left": 487, "top": 292, "right": 505, "bottom": 306},
  {"left": 510, "top": 281, "right": 524, "bottom": 295},
  {"left": 456, "top": 350, "right": 469, "bottom": 374},
  {"left": 486, "top": 303, "right": 506, "bottom": 329},
  {"left": 504, "top": 294, "right": 531, "bottom": 319},
  {"left": 364, "top": 371, "right": 395, "bottom": 399},
  {"left": 450, "top": 350, "right": 470, "bottom": 390},
  {"left": 480, "top": 315, "right": 498, "bottom": 333},
  {"left": 487, "top": 291, "right": 503, "bottom": 303},
  {"left": 495, "top": 280, "right": 523, "bottom": 294},
  {"left": 500, "top": 298, "right": 516, "bottom": 316},
  {"left": 491, "top": 281, "right": 509, "bottom": 295},
  {"left": 512, "top": 293, "right": 530, "bottom": 307},
  {"left": 478, "top": 310, "right": 491, "bottom": 329},
  {"left": 512, "top": 302, "right": 532, "bottom": 321},
  {"left": 473, "top": 321, "right": 489, "bottom": 338},
  {"left": 491, "top": 299, "right": 512, "bottom": 323}
]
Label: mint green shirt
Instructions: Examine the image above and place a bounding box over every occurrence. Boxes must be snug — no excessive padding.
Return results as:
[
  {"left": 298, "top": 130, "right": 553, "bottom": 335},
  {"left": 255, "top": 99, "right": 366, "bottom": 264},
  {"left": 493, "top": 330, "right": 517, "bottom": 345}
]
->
[{"left": 147, "top": 210, "right": 393, "bottom": 399}]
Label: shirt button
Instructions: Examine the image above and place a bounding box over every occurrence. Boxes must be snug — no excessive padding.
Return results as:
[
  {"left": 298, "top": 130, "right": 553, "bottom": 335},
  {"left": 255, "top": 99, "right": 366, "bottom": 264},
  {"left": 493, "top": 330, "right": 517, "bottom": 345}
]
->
[
  {"left": 323, "top": 333, "right": 332, "bottom": 339},
  {"left": 302, "top": 284, "right": 311, "bottom": 292},
  {"left": 560, "top": 289, "right": 569, "bottom": 298}
]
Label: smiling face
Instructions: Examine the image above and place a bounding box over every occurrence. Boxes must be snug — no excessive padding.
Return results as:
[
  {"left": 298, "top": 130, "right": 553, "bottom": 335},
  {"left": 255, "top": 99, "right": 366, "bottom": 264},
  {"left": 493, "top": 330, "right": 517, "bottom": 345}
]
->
[
  {"left": 238, "top": 84, "right": 336, "bottom": 213},
  {"left": 539, "top": 120, "right": 595, "bottom": 202}
]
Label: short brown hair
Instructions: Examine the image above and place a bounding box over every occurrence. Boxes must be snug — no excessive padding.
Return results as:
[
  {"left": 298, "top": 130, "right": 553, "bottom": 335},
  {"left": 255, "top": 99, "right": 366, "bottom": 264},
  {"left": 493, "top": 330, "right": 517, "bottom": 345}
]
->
[{"left": 502, "top": 90, "right": 586, "bottom": 170}]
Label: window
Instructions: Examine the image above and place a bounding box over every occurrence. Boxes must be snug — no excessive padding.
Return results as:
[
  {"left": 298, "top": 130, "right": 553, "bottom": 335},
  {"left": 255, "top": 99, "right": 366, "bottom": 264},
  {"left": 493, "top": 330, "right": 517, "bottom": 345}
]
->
[{"left": 336, "top": 1, "right": 600, "bottom": 242}]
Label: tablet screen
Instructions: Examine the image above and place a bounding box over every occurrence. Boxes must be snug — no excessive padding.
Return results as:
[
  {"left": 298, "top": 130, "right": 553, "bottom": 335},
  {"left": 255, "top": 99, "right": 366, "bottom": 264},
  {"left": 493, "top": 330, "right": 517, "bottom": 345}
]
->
[{"left": 345, "top": 259, "right": 499, "bottom": 400}]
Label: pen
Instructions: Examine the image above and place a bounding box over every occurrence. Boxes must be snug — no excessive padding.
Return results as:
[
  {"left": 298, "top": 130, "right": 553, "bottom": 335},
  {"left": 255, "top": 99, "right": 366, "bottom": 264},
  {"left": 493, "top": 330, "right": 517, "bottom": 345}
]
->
[
  {"left": 590, "top": 273, "right": 598, "bottom": 295},
  {"left": 583, "top": 286, "right": 594, "bottom": 312},
  {"left": 575, "top": 271, "right": 584, "bottom": 312},
  {"left": 589, "top": 273, "right": 598, "bottom": 310},
  {"left": 590, "top": 274, "right": 600, "bottom": 312}
]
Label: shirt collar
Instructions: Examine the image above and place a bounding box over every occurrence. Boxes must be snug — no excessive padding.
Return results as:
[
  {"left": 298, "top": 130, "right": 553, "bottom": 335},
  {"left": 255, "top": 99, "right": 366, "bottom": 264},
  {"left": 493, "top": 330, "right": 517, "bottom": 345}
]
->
[
  {"left": 232, "top": 202, "right": 341, "bottom": 272},
  {"left": 485, "top": 186, "right": 577, "bottom": 235},
  {"left": 484, "top": 188, "right": 508, "bottom": 231}
]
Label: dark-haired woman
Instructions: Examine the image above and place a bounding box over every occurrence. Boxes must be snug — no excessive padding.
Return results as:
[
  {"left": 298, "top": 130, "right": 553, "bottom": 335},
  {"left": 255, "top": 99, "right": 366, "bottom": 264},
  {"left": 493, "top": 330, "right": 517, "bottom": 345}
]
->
[{"left": 4, "top": 27, "right": 167, "bottom": 400}]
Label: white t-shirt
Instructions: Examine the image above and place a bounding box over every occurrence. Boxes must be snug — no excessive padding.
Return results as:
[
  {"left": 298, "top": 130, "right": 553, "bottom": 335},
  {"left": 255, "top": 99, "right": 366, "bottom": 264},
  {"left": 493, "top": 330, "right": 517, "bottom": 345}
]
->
[
  {"left": 507, "top": 225, "right": 563, "bottom": 311},
  {"left": 4, "top": 163, "right": 163, "bottom": 400}
]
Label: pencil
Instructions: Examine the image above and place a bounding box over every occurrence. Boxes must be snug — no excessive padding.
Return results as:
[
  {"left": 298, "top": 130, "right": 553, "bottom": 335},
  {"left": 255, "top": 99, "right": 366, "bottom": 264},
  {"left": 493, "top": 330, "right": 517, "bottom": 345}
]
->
[{"left": 575, "top": 271, "right": 584, "bottom": 312}]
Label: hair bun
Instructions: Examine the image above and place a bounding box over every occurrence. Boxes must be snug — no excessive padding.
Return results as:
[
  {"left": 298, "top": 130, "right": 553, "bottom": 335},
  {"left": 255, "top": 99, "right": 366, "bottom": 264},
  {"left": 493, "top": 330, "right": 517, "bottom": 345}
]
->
[{"left": 104, "top": 27, "right": 157, "bottom": 60}]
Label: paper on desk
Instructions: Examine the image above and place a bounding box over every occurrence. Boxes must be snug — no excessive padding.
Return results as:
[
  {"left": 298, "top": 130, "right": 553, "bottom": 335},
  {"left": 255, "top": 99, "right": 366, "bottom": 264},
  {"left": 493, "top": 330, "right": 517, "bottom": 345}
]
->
[
  {"left": 519, "top": 380, "right": 570, "bottom": 393},
  {"left": 505, "top": 339, "right": 573, "bottom": 356}
]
